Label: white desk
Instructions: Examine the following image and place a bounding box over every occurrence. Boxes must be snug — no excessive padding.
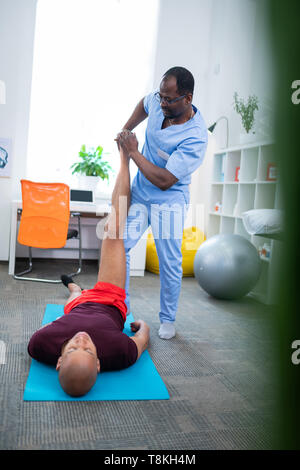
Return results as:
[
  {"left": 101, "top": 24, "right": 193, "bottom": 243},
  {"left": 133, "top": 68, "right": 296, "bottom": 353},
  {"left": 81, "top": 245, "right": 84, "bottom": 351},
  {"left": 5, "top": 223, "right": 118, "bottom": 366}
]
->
[{"left": 8, "top": 199, "right": 147, "bottom": 277}]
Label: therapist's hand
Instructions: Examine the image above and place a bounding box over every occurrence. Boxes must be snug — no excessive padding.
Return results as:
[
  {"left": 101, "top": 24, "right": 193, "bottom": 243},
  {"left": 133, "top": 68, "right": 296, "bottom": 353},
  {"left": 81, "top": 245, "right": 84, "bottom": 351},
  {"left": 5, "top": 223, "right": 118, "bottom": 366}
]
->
[
  {"left": 115, "top": 129, "right": 129, "bottom": 150},
  {"left": 117, "top": 130, "right": 139, "bottom": 157}
]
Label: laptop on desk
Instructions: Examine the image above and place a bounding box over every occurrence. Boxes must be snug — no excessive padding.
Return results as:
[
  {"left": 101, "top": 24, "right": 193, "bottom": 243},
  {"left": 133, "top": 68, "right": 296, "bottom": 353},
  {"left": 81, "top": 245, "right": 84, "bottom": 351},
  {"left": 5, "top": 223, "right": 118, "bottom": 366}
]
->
[
  {"left": 70, "top": 189, "right": 111, "bottom": 215},
  {"left": 70, "top": 189, "right": 94, "bottom": 204}
]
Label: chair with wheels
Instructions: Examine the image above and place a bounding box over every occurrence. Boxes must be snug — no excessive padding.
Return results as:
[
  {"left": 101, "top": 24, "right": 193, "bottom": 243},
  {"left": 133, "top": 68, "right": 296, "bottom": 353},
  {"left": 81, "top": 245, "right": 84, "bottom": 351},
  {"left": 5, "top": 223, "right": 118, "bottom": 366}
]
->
[{"left": 14, "top": 179, "right": 82, "bottom": 283}]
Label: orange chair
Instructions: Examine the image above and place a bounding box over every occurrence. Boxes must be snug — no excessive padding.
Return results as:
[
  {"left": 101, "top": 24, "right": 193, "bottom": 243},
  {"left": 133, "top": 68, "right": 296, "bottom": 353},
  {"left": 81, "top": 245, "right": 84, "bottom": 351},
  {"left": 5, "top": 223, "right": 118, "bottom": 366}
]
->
[{"left": 14, "top": 179, "right": 82, "bottom": 283}]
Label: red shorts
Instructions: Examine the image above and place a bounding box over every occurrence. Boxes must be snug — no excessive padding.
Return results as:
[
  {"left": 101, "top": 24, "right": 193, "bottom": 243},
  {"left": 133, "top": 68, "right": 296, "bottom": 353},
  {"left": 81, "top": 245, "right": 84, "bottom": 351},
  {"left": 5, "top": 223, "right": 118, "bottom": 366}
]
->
[{"left": 64, "top": 281, "right": 127, "bottom": 321}]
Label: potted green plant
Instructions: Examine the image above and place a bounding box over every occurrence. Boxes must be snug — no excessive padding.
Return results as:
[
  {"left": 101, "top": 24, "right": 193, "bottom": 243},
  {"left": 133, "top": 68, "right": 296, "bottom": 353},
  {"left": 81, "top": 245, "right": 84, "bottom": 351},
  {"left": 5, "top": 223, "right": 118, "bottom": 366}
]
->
[
  {"left": 233, "top": 92, "right": 259, "bottom": 144},
  {"left": 70, "top": 145, "right": 112, "bottom": 194}
]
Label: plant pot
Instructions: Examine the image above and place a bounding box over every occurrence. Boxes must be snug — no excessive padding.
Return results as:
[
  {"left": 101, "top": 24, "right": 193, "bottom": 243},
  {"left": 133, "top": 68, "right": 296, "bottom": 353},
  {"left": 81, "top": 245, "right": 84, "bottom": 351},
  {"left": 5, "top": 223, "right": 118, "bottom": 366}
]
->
[
  {"left": 76, "top": 175, "right": 111, "bottom": 198},
  {"left": 77, "top": 175, "right": 100, "bottom": 195},
  {"left": 239, "top": 132, "right": 257, "bottom": 145}
]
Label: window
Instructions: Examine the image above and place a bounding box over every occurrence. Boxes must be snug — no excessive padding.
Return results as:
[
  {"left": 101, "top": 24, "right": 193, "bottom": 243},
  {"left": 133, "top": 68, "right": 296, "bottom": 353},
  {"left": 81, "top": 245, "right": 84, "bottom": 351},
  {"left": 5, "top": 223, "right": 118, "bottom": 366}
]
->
[{"left": 27, "top": 0, "right": 159, "bottom": 193}]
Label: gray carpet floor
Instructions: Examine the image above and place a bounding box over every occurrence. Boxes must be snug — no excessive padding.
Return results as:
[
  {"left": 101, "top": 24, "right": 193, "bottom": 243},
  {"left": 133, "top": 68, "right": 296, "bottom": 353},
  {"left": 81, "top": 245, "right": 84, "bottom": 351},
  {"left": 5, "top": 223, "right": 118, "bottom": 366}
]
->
[{"left": 0, "top": 259, "right": 278, "bottom": 450}]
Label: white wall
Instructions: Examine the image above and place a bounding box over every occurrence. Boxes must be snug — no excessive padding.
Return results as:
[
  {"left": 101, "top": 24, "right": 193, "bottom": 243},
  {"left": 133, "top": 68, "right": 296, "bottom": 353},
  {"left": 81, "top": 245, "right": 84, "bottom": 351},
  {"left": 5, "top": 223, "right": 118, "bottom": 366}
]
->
[
  {"left": 152, "top": 0, "right": 214, "bottom": 114},
  {"left": 152, "top": 0, "right": 273, "bottom": 235},
  {"left": 0, "top": 0, "right": 38, "bottom": 260}
]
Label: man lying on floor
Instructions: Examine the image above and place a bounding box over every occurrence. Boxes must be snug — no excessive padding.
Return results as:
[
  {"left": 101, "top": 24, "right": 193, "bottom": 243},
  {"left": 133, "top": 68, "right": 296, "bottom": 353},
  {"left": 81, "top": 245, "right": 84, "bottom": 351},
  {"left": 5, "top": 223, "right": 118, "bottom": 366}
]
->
[{"left": 27, "top": 135, "right": 150, "bottom": 397}]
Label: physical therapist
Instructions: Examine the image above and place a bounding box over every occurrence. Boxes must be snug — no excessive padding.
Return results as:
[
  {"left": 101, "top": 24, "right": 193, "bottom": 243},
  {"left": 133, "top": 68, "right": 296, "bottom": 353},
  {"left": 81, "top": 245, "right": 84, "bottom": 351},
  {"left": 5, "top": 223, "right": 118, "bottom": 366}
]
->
[{"left": 117, "top": 66, "right": 208, "bottom": 340}]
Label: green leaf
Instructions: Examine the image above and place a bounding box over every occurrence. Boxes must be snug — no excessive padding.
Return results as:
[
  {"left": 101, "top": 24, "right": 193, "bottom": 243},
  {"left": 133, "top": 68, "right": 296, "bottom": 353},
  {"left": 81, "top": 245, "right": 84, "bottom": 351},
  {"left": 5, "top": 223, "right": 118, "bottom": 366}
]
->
[
  {"left": 233, "top": 92, "right": 259, "bottom": 133},
  {"left": 96, "top": 145, "right": 103, "bottom": 155},
  {"left": 70, "top": 144, "right": 112, "bottom": 179}
]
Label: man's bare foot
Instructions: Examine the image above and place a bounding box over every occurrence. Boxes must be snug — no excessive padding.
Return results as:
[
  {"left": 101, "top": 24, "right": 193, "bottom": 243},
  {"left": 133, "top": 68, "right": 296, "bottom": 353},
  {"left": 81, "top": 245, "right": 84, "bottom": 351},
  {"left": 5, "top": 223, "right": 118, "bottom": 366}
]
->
[{"left": 68, "top": 283, "right": 81, "bottom": 294}]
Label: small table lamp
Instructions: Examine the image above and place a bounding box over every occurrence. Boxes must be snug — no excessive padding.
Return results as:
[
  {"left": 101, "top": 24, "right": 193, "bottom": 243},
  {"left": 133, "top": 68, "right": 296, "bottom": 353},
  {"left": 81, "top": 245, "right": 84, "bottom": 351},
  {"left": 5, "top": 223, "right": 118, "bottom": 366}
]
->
[{"left": 208, "top": 116, "right": 229, "bottom": 148}]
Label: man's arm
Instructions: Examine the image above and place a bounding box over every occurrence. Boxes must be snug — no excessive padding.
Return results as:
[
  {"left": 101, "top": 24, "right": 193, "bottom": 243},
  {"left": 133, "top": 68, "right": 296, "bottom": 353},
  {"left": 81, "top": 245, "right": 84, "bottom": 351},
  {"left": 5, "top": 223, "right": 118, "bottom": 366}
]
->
[
  {"left": 117, "top": 132, "right": 178, "bottom": 191},
  {"left": 129, "top": 149, "right": 178, "bottom": 190},
  {"left": 130, "top": 320, "right": 150, "bottom": 360},
  {"left": 122, "top": 98, "right": 148, "bottom": 131}
]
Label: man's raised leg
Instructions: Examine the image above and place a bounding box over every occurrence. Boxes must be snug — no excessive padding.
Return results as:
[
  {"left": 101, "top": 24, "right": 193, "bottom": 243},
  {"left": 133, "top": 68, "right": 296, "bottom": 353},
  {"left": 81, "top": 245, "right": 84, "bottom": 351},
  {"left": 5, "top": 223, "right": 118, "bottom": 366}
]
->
[
  {"left": 61, "top": 142, "right": 131, "bottom": 300},
  {"left": 97, "top": 146, "right": 131, "bottom": 290}
]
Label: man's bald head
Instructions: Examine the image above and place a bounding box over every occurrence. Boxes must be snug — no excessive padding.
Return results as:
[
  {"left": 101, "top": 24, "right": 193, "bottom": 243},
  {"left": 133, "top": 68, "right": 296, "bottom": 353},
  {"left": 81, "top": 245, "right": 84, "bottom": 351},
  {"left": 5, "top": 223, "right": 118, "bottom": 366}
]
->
[{"left": 56, "top": 331, "right": 100, "bottom": 397}]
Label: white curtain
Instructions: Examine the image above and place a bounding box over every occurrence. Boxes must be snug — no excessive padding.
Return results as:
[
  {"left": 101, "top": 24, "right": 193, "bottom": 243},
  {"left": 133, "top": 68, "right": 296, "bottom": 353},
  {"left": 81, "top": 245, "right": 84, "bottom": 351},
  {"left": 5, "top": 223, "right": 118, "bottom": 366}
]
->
[{"left": 27, "top": 0, "right": 159, "bottom": 192}]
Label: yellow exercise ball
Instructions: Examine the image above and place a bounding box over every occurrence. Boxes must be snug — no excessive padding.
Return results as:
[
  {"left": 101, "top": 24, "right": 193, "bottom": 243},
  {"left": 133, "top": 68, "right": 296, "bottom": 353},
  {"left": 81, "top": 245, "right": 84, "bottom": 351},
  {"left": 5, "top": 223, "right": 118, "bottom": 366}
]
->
[{"left": 146, "top": 227, "right": 206, "bottom": 277}]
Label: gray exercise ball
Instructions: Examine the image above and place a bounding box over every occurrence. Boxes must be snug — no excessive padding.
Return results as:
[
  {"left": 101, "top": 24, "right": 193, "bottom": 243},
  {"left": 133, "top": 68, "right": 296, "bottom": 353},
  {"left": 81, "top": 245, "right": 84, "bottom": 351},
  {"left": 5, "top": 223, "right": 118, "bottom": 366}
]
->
[{"left": 193, "top": 234, "right": 262, "bottom": 300}]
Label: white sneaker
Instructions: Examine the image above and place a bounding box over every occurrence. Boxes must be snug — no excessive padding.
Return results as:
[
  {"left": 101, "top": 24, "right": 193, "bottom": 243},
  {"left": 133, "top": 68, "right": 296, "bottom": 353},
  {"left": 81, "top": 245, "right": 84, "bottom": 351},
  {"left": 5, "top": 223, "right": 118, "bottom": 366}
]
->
[{"left": 158, "top": 322, "right": 176, "bottom": 340}]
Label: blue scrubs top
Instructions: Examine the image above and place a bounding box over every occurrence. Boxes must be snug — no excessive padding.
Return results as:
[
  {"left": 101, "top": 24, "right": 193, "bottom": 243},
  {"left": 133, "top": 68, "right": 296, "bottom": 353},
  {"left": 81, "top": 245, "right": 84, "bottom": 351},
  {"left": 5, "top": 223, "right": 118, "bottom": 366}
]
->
[{"left": 131, "top": 92, "right": 208, "bottom": 205}]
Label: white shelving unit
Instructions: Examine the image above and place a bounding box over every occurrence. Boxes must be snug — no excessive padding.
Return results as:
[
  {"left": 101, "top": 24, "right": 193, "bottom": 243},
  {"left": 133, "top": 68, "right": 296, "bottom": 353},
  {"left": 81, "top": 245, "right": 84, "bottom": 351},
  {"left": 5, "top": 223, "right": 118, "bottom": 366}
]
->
[{"left": 208, "top": 141, "right": 282, "bottom": 304}]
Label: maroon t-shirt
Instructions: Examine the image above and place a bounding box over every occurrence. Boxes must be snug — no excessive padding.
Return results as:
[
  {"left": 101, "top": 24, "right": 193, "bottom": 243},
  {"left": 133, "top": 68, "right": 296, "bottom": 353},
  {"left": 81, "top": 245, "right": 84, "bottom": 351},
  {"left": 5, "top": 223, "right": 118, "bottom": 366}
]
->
[{"left": 28, "top": 302, "right": 138, "bottom": 371}]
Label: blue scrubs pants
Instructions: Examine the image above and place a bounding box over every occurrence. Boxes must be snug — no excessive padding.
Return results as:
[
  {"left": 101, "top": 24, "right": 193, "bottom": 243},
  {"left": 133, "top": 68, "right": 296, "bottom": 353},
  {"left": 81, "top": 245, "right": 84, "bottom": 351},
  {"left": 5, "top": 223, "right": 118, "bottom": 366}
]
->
[{"left": 124, "top": 192, "right": 188, "bottom": 324}]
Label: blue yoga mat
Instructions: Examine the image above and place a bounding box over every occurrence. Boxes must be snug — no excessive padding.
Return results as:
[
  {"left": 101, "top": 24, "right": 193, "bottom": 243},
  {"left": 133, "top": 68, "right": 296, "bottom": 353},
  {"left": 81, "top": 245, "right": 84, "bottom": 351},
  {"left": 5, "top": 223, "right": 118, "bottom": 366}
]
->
[{"left": 24, "top": 304, "right": 169, "bottom": 401}]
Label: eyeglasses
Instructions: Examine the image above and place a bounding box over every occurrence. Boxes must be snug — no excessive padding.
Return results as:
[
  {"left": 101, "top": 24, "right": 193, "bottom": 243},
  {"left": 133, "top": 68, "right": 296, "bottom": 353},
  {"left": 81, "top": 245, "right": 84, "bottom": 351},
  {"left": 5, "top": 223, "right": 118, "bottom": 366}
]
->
[{"left": 154, "top": 91, "right": 186, "bottom": 105}]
